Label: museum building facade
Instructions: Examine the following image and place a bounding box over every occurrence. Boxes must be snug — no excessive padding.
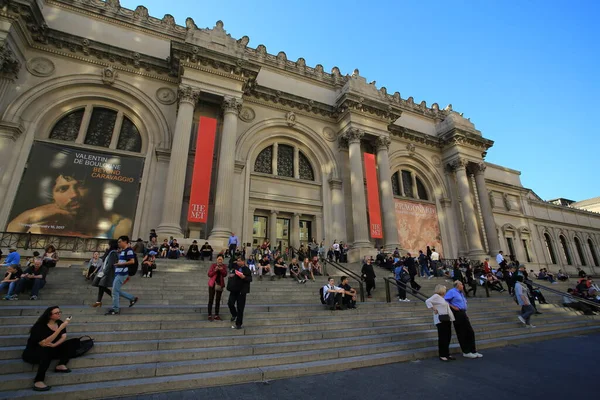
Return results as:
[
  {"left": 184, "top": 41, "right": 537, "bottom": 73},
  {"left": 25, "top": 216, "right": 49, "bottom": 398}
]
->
[{"left": 1, "top": 0, "right": 599, "bottom": 272}]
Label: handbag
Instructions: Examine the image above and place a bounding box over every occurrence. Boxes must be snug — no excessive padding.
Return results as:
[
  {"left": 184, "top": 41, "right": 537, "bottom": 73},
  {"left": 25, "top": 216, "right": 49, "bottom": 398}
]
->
[
  {"left": 439, "top": 314, "right": 451, "bottom": 322},
  {"left": 67, "top": 336, "right": 94, "bottom": 358},
  {"left": 215, "top": 283, "right": 223, "bottom": 292}
]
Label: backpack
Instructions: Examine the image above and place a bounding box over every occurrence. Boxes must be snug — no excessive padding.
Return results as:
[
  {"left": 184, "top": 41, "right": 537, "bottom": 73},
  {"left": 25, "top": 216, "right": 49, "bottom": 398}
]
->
[
  {"left": 319, "top": 287, "right": 326, "bottom": 304},
  {"left": 128, "top": 253, "right": 139, "bottom": 277}
]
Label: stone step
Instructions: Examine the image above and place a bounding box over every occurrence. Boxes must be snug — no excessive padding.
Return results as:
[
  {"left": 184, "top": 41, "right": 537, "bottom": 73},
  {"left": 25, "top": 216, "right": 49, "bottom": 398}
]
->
[{"left": 1, "top": 324, "right": 599, "bottom": 398}]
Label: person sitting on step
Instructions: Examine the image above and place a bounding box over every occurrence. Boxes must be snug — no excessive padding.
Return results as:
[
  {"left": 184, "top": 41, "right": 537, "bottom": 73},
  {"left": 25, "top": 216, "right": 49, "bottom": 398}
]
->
[
  {"left": 85, "top": 251, "right": 103, "bottom": 281},
  {"left": 322, "top": 277, "right": 345, "bottom": 310},
  {"left": 141, "top": 251, "right": 157, "bottom": 278},
  {"left": 557, "top": 269, "right": 569, "bottom": 282},
  {"left": 187, "top": 240, "right": 200, "bottom": 260},
  {"left": 41, "top": 245, "right": 59, "bottom": 269},
  {"left": 289, "top": 258, "right": 306, "bottom": 283},
  {"left": 13, "top": 257, "right": 48, "bottom": 300},
  {"left": 258, "top": 254, "right": 275, "bottom": 281},
  {"left": 247, "top": 255, "right": 257, "bottom": 275},
  {"left": 1, "top": 264, "right": 22, "bottom": 300},
  {"left": 159, "top": 239, "right": 169, "bottom": 258},
  {"left": 301, "top": 257, "right": 315, "bottom": 281},
  {"left": 167, "top": 239, "right": 180, "bottom": 259},
  {"left": 200, "top": 242, "right": 214, "bottom": 261},
  {"left": 310, "top": 256, "right": 323, "bottom": 276},
  {"left": 274, "top": 256, "right": 287, "bottom": 279},
  {"left": 339, "top": 276, "right": 357, "bottom": 309}
]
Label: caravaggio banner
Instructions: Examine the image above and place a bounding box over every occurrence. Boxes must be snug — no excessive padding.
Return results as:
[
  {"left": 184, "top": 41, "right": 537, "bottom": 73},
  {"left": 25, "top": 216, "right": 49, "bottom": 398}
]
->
[
  {"left": 364, "top": 153, "right": 383, "bottom": 239},
  {"left": 7, "top": 142, "right": 144, "bottom": 239},
  {"left": 394, "top": 199, "right": 443, "bottom": 255},
  {"left": 187, "top": 117, "right": 217, "bottom": 223}
]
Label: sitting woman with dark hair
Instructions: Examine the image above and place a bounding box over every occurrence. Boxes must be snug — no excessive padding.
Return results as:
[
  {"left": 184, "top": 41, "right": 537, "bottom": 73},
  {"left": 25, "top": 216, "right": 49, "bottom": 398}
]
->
[
  {"left": 22, "top": 306, "right": 73, "bottom": 391},
  {"left": 42, "top": 245, "right": 59, "bottom": 269},
  {"left": 141, "top": 251, "right": 157, "bottom": 278},
  {"left": 274, "top": 256, "right": 287, "bottom": 278}
]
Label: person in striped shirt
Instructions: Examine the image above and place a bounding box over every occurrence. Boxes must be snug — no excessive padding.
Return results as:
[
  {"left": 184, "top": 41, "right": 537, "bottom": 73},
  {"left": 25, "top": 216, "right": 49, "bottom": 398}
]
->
[{"left": 105, "top": 236, "right": 138, "bottom": 315}]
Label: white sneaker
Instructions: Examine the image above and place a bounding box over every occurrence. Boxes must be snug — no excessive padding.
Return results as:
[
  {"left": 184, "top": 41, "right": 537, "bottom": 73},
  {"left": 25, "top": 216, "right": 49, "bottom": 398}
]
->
[
  {"left": 526, "top": 324, "right": 536, "bottom": 328},
  {"left": 473, "top": 352, "right": 483, "bottom": 358},
  {"left": 517, "top": 316, "right": 526, "bottom": 325},
  {"left": 463, "top": 353, "right": 477, "bottom": 359},
  {"left": 428, "top": 276, "right": 433, "bottom": 280}
]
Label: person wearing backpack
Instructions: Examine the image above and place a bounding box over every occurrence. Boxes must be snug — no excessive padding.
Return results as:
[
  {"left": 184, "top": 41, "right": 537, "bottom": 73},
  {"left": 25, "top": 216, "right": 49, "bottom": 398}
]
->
[
  {"left": 394, "top": 263, "right": 410, "bottom": 302},
  {"left": 105, "top": 236, "right": 139, "bottom": 315}
]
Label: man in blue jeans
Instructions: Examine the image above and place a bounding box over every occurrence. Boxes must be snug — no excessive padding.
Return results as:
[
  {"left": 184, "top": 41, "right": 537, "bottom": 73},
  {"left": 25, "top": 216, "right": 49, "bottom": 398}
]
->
[
  {"left": 515, "top": 275, "right": 536, "bottom": 328},
  {"left": 106, "top": 236, "right": 138, "bottom": 315},
  {"left": 418, "top": 250, "right": 432, "bottom": 279}
]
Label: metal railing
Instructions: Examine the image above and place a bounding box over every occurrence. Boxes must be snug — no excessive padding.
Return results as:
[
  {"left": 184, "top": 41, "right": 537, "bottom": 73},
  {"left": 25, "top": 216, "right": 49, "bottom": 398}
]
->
[
  {"left": 383, "top": 277, "right": 429, "bottom": 303},
  {"left": 526, "top": 279, "right": 600, "bottom": 310},
  {"left": 0, "top": 232, "right": 109, "bottom": 253}
]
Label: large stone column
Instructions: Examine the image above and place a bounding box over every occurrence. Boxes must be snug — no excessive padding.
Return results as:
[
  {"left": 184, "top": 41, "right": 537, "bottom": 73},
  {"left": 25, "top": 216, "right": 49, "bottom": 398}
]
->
[
  {"left": 157, "top": 85, "right": 199, "bottom": 236},
  {"left": 452, "top": 158, "right": 485, "bottom": 257},
  {"left": 375, "top": 136, "right": 401, "bottom": 251},
  {"left": 209, "top": 96, "right": 242, "bottom": 244},
  {"left": 343, "top": 129, "right": 371, "bottom": 248},
  {"left": 269, "top": 210, "right": 279, "bottom": 251},
  {"left": 473, "top": 163, "right": 501, "bottom": 257},
  {"left": 291, "top": 213, "right": 301, "bottom": 250},
  {"left": 329, "top": 177, "right": 346, "bottom": 243}
]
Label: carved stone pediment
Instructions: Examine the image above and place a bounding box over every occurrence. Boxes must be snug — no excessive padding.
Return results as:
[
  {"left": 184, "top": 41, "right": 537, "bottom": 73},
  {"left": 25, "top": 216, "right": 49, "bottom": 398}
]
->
[{"left": 185, "top": 20, "right": 246, "bottom": 58}]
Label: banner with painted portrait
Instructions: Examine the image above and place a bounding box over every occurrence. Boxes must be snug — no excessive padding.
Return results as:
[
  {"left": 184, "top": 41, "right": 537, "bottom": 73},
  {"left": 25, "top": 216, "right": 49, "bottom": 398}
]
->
[
  {"left": 7, "top": 142, "right": 144, "bottom": 239},
  {"left": 394, "top": 199, "right": 443, "bottom": 255}
]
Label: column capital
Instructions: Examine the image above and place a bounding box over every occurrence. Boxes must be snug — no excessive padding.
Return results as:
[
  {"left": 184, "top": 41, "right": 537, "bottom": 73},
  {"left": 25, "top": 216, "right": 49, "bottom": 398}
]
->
[
  {"left": 474, "top": 162, "right": 486, "bottom": 175},
  {"left": 223, "top": 96, "right": 243, "bottom": 114},
  {"left": 328, "top": 177, "right": 343, "bottom": 190},
  {"left": 342, "top": 128, "right": 364, "bottom": 144},
  {"left": 0, "top": 44, "right": 21, "bottom": 81},
  {"left": 375, "top": 136, "right": 391, "bottom": 151},
  {"left": 178, "top": 85, "right": 201, "bottom": 106},
  {"left": 270, "top": 210, "right": 279, "bottom": 216},
  {"left": 449, "top": 157, "right": 469, "bottom": 171},
  {"left": 293, "top": 212, "right": 301, "bottom": 217}
]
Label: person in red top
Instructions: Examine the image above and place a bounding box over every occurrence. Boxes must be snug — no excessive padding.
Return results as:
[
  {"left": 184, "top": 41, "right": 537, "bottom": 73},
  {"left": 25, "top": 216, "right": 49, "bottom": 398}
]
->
[
  {"left": 483, "top": 258, "right": 491, "bottom": 275},
  {"left": 207, "top": 255, "right": 228, "bottom": 321}
]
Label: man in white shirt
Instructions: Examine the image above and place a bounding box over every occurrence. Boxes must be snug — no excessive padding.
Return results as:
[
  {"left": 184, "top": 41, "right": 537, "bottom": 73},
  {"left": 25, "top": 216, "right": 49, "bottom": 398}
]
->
[
  {"left": 496, "top": 251, "right": 506, "bottom": 267},
  {"left": 332, "top": 241, "right": 341, "bottom": 263},
  {"left": 322, "top": 277, "right": 344, "bottom": 310},
  {"left": 430, "top": 248, "right": 440, "bottom": 277}
]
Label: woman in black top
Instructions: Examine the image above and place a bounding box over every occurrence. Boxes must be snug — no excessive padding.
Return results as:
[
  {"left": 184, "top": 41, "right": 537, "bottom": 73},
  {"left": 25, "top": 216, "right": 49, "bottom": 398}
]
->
[
  {"left": 361, "top": 258, "right": 376, "bottom": 298},
  {"left": 22, "top": 306, "right": 72, "bottom": 391}
]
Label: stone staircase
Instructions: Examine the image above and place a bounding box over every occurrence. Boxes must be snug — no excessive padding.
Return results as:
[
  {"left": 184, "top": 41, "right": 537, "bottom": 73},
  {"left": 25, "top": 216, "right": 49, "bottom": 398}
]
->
[{"left": 0, "top": 259, "right": 598, "bottom": 399}]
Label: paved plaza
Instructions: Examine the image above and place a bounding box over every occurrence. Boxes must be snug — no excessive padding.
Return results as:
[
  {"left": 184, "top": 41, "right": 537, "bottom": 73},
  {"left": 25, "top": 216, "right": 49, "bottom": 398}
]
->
[{"left": 120, "top": 332, "right": 597, "bottom": 400}]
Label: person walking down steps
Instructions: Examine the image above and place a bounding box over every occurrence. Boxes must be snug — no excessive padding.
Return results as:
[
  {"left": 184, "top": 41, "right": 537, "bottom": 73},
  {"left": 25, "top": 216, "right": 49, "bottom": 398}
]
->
[{"left": 227, "top": 257, "right": 252, "bottom": 329}]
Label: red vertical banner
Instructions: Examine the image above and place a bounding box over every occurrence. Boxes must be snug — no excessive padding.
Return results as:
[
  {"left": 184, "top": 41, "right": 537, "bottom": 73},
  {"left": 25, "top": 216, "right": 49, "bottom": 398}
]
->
[
  {"left": 364, "top": 153, "right": 383, "bottom": 239},
  {"left": 187, "top": 117, "right": 217, "bottom": 223}
]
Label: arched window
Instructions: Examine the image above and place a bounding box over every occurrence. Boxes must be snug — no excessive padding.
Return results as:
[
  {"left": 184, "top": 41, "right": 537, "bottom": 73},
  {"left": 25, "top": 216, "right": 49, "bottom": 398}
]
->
[
  {"left": 253, "top": 143, "right": 315, "bottom": 181},
  {"left": 49, "top": 106, "right": 142, "bottom": 153},
  {"left": 391, "top": 169, "right": 430, "bottom": 201},
  {"left": 299, "top": 151, "right": 314, "bottom": 181},
  {"left": 254, "top": 146, "right": 273, "bottom": 174},
  {"left": 574, "top": 237, "right": 587, "bottom": 266},
  {"left": 559, "top": 235, "right": 572, "bottom": 265},
  {"left": 277, "top": 144, "right": 294, "bottom": 178},
  {"left": 544, "top": 233, "right": 557, "bottom": 264},
  {"left": 588, "top": 239, "right": 599, "bottom": 267},
  {"left": 49, "top": 109, "right": 84, "bottom": 142}
]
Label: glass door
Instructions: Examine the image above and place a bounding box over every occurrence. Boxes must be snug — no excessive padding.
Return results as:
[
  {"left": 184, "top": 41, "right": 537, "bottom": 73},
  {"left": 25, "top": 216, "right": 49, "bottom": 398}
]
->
[
  {"left": 276, "top": 218, "right": 290, "bottom": 252},
  {"left": 253, "top": 216, "right": 267, "bottom": 246},
  {"left": 299, "top": 220, "right": 312, "bottom": 247}
]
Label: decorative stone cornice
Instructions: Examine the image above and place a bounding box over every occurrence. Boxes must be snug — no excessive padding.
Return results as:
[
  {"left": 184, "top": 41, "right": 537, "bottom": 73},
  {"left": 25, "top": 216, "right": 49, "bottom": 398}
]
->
[
  {"left": 387, "top": 124, "right": 442, "bottom": 149},
  {"left": 0, "top": 44, "right": 21, "bottom": 81},
  {"left": 474, "top": 162, "right": 487, "bottom": 175},
  {"left": 178, "top": 85, "right": 201, "bottom": 105},
  {"left": 223, "top": 96, "right": 243, "bottom": 114},
  {"left": 441, "top": 129, "right": 494, "bottom": 153},
  {"left": 234, "top": 160, "right": 245, "bottom": 173},
  {"left": 448, "top": 157, "right": 469, "bottom": 171},
  {"left": 338, "top": 137, "right": 349, "bottom": 151},
  {"left": 375, "top": 136, "right": 391, "bottom": 151},
  {"left": 0, "top": 121, "right": 25, "bottom": 140},
  {"left": 342, "top": 128, "right": 364, "bottom": 144}
]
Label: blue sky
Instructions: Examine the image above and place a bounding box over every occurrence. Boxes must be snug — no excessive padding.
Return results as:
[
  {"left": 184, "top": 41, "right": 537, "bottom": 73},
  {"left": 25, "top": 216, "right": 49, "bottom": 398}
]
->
[{"left": 122, "top": 0, "right": 598, "bottom": 201}]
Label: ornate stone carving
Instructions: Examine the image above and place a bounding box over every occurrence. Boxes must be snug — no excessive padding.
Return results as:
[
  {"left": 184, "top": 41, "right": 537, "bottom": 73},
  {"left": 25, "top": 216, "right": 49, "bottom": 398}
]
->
[
  {"left": 489, "top": 191, "right": 495, "bottom": 208},
  {"left": 105, "top": 0, "right": 120, "bottom": 11},
  {"left": 256, "top": 44, "right": 267, "bottom": 57},
  {"left": 222, "top": 96, "right": 243, "bottom": 114},
  {"left": 431, "top": 155, "right": 442, "bottom": 167},
  {"left": 178, "top": 85, "right": 200, "bottom": 105},
  {"left": 338, "top": 137, "right": 349, "bottom": 151},
  {"left": 285, "top": 111, "right": 297, "bottom": 126},
  {"left": 322, "top": 127, "right": 336, "bottom": 142},
  {"left": 342, "top": 128, "right": 364, "bottom": 144},
  {"left": 375, "top": 136, "right": 391, "bottom": 151},
  {"left": 503, "top": 193, "right": 512, "bottom": 211},
  {"left": 185, "top": 17, "right": 197, "bottom": 30},
  {"left": 156, "top": 87, "right": 177, "bottom": 105},
  {"left": 101, "top": 67, "right": 117, "bottom": 85},
  {"left": 475, "top": 162, "right": 487, "bottom": 174},
  {"left": 162, "top": 14, "right": 176, "bottom": 28},
  {"left": 406, "top": 143, "right": 416, "bottom": 156},
  {"left": 0, "top": 44, "right": 21, "bottom": 80},
  {"left": 239, "top": 106, "right": 255, "bottom": 122},
  {"left": 449, "top": 157, "right": 468, "bottom": 171},
  {"left": 26, "top": 57, "right": 55, "bottom": 77},
  {"left": 133, "top": 5, "right": 149, "bottom": 20}
]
